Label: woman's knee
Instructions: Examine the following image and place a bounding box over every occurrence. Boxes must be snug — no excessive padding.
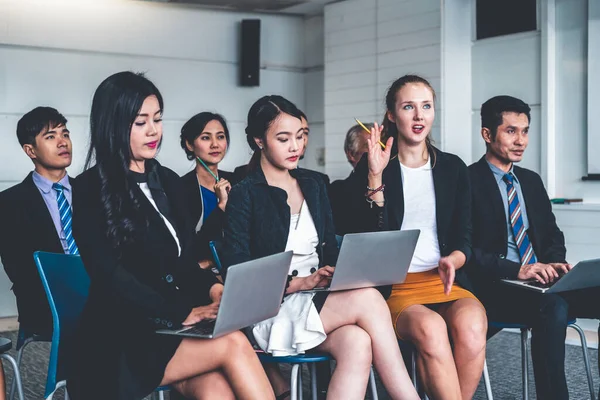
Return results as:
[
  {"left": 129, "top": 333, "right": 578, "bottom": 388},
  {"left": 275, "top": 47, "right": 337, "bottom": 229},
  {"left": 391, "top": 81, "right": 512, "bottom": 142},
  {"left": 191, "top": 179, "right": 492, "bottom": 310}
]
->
[
  {"left": 350, "top": 287, "right": 388, "bottom": 314},
  {"left": 222, "top": 330, "right": 255, "bottom": 355},
  {"left": 330, "top": 326, "right": 373, "bottom": 367},
  {"left": 402, "top": 313, "right": 450, "bottom": 358},
  {"left": 450, "top": 306, "right": 487, "bottom": 356}
]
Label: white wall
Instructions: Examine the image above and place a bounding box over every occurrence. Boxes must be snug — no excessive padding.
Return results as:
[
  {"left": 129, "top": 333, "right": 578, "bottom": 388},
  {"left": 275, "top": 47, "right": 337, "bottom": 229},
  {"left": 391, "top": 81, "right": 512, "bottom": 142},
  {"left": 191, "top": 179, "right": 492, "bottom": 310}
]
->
[
  {"left": 470, "top": 32, "right": 542, "bottom": 173},
  {"left": 324, "top": 0, "right": 441, "bottom": 180},
  {"left": 300, "top": 14, "right": 326, "bottom": 173},
  {"left": 554, "top": 0, "right": 600, "bottom": 200},
  {"left": 0, "top": 0, "right": 315, "bottom": 317}
]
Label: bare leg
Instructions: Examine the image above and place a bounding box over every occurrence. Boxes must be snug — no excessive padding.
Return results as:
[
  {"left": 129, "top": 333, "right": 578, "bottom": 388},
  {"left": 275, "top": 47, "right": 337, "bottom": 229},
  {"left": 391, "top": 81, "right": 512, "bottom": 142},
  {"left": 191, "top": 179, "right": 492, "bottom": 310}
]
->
[
  {"left": 174, "top": 370, "right": 235, "bottom": 400},
  {"left": 161, "top": 330, "right": 274, "bottom": 400},
  {"left": 315, "top": 325, "right": 372, "bottom": 399},
  {"left": 396, "top": 305, "right": 461, "bottom": 400},
  {"left": 438, "top": 298, "right": 487, "bottom": 400},
  {"left": 318, "top": 288, "right": 419, "bottom": 400}
]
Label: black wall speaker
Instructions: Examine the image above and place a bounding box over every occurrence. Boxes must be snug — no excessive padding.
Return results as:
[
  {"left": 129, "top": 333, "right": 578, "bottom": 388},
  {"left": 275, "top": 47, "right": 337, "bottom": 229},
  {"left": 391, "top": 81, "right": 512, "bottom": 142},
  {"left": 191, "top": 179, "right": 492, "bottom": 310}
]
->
[{"left": 240, "top": 19, "right": 261, "bottom": 87}]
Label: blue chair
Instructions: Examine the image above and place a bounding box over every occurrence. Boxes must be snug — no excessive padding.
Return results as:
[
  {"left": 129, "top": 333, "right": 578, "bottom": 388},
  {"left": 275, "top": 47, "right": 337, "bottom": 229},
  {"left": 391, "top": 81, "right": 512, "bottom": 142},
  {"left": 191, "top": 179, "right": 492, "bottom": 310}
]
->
[
  {"left": 258, "top": 352, "right": 378, "bottom": 400},
  {"left": 488, "top": 319, "right": 594, "bottom": 400},
  {"left": 32, "top": 251, "right": 170, "bottom": 400}
]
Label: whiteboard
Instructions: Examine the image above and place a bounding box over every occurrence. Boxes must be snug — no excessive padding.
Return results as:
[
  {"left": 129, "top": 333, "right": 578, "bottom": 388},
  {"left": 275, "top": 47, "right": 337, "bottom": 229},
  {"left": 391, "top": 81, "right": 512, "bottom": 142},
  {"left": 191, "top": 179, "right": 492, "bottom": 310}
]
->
[{"left": 588, "top": 0, "right": 600, "bottom": 175}]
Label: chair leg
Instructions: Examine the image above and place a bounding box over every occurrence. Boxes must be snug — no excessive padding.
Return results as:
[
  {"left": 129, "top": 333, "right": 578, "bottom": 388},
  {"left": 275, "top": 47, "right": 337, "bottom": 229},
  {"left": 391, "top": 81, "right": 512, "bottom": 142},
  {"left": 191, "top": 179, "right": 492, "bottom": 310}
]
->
[
  {"left": 1, "top": 354, "right": 24, "bottom": 400},
  {"left": 298, "top": 364, "right": 304, "bottom": 400},
  {"left": 9, "top": 338, "right": 32, "bottom": 400},
  {"left": 369, "top": 366, "right": 378, "bottom": 400},
  {"left": 520, "top": 328, "right": 529, "bottom": 400},
  {"left": 568, "top": 323, "right": 595, "bottom": 400},
  {"left": 310, "top": 363, "right": 317, "bottom": 400},
  {"left": 483, "top": 359, "right": 493, "bottom": 400},
  {"left": 290, "top": 364, "right": 300, "bottom": 400}
]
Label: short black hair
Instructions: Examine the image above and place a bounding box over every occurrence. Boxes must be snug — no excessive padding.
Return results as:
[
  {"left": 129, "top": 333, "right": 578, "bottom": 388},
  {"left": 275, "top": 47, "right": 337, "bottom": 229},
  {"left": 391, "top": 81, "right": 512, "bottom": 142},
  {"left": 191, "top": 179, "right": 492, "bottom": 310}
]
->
[
  {"left": 16, "top": 107, "right": 67, "bottom": 147},
  {"left": 180, "top": 112, "right": 230, "bottom": 161},
  {"left": 481, "top": 95, "right": 531, "bottom": 139}
]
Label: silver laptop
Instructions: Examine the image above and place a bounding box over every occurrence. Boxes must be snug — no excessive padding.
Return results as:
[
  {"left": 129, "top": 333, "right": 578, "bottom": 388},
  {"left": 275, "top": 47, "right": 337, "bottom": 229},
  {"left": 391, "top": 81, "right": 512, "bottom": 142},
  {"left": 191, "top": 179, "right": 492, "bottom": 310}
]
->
[
  {"left": 304, "top": 230, "right": 420, "bottom": 293},
  {"left": 157, "top": 251, "right": 293, "bottom": 338},
  {"left": 502, "top": 258, "right": 600, "bottom": 293}
]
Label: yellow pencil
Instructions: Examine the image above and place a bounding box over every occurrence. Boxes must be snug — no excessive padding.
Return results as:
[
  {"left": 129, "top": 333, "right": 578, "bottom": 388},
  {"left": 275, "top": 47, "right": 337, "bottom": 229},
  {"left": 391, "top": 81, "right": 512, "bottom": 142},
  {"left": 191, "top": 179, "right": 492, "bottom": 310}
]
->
[{"left": 355, "top": 118, "right": 386, "bottom": 149}]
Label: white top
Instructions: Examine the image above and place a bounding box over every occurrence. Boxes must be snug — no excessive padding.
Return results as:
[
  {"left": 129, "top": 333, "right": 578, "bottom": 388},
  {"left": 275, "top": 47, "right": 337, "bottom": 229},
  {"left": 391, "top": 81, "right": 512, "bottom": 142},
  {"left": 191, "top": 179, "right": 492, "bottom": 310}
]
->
[
  {"left": 286, "top": 202, "right": 320, "bottom": 277},
  {"left": 400, "top": 158, "right": 441, "bottom": 273},
  {"left": 138, "top": 182, "right": 182, "bottom": 256},
  {"left": 251, "top": 200, "right": 326, "bottom": 356}
]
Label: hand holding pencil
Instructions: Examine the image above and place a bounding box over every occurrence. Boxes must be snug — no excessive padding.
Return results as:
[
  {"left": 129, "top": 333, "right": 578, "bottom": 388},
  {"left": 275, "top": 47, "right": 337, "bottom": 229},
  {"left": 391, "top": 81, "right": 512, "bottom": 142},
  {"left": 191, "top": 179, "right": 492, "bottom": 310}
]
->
[{"left": 366, "top": 122, "right": 394, "bottom": 178}]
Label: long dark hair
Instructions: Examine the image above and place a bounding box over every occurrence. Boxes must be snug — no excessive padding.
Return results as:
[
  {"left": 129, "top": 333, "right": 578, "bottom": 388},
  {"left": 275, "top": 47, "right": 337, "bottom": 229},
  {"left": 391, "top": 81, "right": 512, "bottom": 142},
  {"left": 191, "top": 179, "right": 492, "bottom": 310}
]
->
[
  {"left": 180, "top": 112, "right": 230, "bottom": 161},
  {"left": 382, "top": 74, "right": 437, "bottom": 166},
  {"left": 85, "top": 71, "right": 164, "bottom": 249},
  {"left": 245, "top": 95, "right": 302, "bottom": 170}
]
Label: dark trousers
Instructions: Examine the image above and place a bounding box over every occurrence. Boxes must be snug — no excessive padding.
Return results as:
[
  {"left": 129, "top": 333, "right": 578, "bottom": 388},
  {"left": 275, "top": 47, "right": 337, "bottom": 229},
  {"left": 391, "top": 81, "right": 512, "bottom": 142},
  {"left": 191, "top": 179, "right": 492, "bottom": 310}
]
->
[{"left": 481, "top": 284, "right": 600, "bottom": 400}]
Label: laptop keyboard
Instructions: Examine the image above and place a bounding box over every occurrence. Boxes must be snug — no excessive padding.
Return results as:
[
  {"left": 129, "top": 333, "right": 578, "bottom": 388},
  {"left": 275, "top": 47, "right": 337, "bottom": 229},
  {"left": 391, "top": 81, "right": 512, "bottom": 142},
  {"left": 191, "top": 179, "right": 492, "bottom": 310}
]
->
[
  {"left": 179, "top": 319, "right": 216, "bottom": 336},
  {"left": 527, "top": 273, "right": 564, "bottom": 289}
]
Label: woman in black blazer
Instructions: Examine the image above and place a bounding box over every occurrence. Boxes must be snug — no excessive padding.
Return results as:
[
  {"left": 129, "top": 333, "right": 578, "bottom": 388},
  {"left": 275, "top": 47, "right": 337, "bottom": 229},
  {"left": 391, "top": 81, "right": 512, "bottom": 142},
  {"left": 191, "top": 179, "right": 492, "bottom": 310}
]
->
[
  {"left": 180, "top": 112, "right": 237, "bottom": 265},
  {"left": 222, "top": 95, "right": 418, "bottom": 400},
  {"left": 68, "top": 72, "right": 273, "bottom": 400},
  {"left": 347, "top": 75, "right": 487, "bottom": 400}
]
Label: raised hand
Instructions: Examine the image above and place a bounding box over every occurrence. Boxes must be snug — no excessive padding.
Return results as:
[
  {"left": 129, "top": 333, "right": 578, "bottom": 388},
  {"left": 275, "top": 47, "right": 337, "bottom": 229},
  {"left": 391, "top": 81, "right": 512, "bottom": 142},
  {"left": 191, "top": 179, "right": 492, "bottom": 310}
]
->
[{"left": 367, "top": 122, "right": 394, "bottom": 178}]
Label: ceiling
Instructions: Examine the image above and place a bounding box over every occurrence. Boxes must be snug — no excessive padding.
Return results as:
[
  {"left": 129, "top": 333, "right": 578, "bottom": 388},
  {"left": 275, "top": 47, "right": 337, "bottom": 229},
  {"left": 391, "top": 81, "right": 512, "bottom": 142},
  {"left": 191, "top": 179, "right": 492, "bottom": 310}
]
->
[{"left": 144, "top": 0, "right": 334, "bottom": 14}]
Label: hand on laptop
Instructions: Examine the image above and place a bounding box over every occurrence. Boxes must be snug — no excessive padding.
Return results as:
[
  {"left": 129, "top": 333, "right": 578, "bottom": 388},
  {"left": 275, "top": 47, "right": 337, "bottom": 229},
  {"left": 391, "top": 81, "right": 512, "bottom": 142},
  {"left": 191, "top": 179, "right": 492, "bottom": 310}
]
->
[
  {"left": 438, "top": 257, "right": 456, "bottom": 295},
  {"left": 289, "top": 266, "right": 335, "bottom": 292},
  {"left": 518, "top": 262, "right": 569, "bottom": 284},
  {"left": 182, "top": 303, "right": 219, "bottom": 326}
]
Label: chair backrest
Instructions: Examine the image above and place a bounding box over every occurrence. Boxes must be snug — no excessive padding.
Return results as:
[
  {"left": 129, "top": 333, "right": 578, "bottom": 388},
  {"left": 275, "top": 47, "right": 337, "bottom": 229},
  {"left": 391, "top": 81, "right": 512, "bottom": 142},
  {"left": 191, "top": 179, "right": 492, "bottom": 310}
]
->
[{"left": 34, "top": 251, "right": 90, "bottom": 398}]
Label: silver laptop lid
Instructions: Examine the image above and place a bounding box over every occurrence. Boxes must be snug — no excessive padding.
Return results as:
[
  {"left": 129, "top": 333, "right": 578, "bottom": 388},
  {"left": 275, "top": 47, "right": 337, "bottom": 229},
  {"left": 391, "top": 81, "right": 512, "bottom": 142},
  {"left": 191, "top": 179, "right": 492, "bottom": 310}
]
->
[
  {"left": 330, "top": 229, "right": 420, "bottom": 291},
  {"left": 212, "top": 251, "right": 292, "bottom": 338},
  {"left": 548, "top": 258, "right": 600, "bottom": 293}
]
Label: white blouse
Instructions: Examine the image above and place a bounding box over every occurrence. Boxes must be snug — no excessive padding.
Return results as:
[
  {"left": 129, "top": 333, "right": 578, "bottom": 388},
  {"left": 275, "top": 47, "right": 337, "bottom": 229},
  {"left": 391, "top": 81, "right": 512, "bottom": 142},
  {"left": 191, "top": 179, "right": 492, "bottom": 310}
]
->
[{"left": 400, "top": 158, "right": 441, "bottom": 273}]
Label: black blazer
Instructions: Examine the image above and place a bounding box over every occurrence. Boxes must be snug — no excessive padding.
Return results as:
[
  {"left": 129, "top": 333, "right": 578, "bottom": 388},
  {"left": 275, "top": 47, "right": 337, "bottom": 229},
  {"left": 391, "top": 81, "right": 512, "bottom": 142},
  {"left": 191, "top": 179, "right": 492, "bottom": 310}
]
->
[
  {"left": 345, "top": 147, "right": 474, "bottom": 297},
  {"left": 329, "top": 171, "right": 358, "bottom": 235},
  {"left": 467, "top": 157, "right": 566, "bottom": 293},
  {"left": 68, "top": 161, "right": 220, "bottom": 400},
  {"left": 221, "top": 166, "right": 338, "bottom": 273},
  {"left": 0, "top": 173, "right": 66, "bottom": 336},
  {"left": 181, "top": 169, "right": 236, "bottom": 261}
]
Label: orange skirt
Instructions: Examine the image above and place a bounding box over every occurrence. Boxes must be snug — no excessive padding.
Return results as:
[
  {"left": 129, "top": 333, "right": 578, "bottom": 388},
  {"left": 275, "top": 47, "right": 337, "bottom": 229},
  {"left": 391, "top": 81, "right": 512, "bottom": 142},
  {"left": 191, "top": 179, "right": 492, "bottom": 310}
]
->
[{"left": 387, "top": 269, "right": 478, "bottom": 338}]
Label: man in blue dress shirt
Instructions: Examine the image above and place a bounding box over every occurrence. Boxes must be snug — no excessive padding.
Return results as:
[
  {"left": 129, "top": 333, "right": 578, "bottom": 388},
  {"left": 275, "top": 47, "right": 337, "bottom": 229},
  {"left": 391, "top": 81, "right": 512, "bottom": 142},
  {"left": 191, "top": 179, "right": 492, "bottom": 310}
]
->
[{"left": 0, "top": 107, "right": 76, "bottom": 337}]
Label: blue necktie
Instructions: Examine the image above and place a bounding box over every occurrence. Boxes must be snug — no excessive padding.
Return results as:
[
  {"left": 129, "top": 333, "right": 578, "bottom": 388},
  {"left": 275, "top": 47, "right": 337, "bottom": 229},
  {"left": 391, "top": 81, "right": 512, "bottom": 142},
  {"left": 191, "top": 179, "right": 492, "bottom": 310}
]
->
[
  {"left": 52, "top": 183, "right": 79, "bottom": 255},
  {"left": 503, "top": 173, "right": 536, "bottom": 265}
]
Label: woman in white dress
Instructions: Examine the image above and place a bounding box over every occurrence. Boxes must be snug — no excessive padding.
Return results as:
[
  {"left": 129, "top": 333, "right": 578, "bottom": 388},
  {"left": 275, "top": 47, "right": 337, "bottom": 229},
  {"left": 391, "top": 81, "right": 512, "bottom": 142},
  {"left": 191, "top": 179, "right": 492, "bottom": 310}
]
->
[{"left": 222, "top": 95, "right": 419, "bottom": 400}]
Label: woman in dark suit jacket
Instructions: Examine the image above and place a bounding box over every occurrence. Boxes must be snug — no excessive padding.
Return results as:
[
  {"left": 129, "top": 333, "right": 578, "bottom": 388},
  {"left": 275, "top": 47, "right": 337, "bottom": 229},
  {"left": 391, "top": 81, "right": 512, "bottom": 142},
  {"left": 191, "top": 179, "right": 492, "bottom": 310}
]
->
[
  {"left": 179, "top": 112, "right": 237, "bottom": 265},
  {"left": 346, "top": 75, "right": 487, "bottom": 400},
  {"left": 222, "top": 95, "right": 418, "bottom": 400},
  {"left": 69, "top": 72, "right": 273, "bottom": 400}
]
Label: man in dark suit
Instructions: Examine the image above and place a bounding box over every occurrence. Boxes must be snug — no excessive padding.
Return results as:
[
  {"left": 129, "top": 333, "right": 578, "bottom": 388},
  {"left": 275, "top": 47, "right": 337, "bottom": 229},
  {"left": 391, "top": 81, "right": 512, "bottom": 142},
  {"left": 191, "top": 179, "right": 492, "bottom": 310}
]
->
[
  {"left": 329, "top": 122, "right": 369, "bottom": 235},
  {"left": 0, "top": 107, "right": 76, "bottom": 337},
  {"left": 468, "top": 95, "right": 600, "bottom": 399}
]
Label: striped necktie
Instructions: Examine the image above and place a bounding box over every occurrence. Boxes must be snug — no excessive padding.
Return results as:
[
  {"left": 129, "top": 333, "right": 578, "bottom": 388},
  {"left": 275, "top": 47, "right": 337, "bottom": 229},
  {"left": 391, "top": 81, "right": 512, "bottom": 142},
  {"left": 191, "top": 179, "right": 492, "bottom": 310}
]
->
[
  {"left": 502, "top": 173, "right": 536, "bottom": 265},
  {"left": 52, "top": 183, "right": 79, "bottom": 255}
]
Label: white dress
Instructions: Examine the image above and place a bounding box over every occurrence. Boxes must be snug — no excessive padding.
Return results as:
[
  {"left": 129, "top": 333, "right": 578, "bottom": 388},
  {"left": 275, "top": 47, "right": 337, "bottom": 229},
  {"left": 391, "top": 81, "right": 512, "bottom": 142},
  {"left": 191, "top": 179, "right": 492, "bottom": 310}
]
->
[{"left": 252, "top": 201, "right": 327, "bottom": 356}]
